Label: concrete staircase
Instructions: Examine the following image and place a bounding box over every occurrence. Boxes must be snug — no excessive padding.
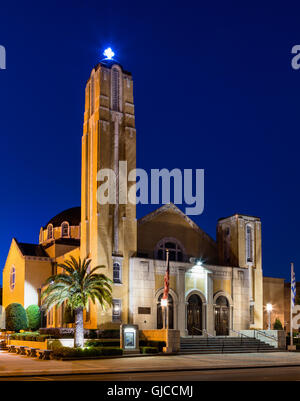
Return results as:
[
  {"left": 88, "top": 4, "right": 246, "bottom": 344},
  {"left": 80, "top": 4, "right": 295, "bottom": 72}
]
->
[{"left": 180, "top": 336, "right": 281, "bottom": 354}]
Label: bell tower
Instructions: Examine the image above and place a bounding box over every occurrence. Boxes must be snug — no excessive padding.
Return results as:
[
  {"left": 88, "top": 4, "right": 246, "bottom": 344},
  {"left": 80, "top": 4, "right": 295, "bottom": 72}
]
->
[
  {"left": 81, "top": 50, "right": 137, "bottom": 328},
  {"left": 217, "top": 214, "right": 263, "bottom": 329}
]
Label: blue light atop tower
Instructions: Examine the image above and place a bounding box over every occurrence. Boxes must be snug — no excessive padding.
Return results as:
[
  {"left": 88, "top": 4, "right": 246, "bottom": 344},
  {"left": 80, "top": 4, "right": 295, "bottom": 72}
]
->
[{"left": 103, "top": 47, "right": 115, "bottom": 60}]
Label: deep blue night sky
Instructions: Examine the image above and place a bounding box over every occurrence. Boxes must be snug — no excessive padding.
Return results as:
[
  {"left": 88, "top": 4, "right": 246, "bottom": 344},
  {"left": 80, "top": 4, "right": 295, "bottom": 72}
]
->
[{"left": 1, "top": 1, "right": 300, "bottom": 285}]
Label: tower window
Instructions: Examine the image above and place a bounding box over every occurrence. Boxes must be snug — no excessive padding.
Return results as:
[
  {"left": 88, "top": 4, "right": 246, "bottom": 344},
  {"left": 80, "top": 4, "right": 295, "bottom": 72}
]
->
[
  {"left": 246, "top": 225, "right": 254, "bottom": 263},
  {"left": 10, "top": 266, "right": 16, "bottom": 290},
  {"left": 61, "top": 222, "right": 69, "bottom": 238},
  {"left": 90, "top": 76, "right": 94, "bottom": 115},
  {"left": 112, "top": 68, "right": 120, "bottom": 111},
  {"left": 224, "top": 226, "right": 230, "bottom": 264},
  {"left": 47, "top": 224, "right": 53, "bottom": 240},
  {"left": 112, "top": 299, "right": 121, "bottom": 322},
  {"left": 113, "top": 262, "right": 121, "bottom": 284}
]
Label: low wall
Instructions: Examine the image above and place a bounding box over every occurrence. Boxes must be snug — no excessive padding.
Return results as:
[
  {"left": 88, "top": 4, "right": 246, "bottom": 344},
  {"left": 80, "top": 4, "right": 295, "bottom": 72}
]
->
[
  {"left": 140, "top": 329, "right": 180, "bottom": 353},
  {"left": 237, "top": 330, "right": 286, "bottom": 349},
  {"left": 8, "top": 339, "right": 48, "bottom": 350}
]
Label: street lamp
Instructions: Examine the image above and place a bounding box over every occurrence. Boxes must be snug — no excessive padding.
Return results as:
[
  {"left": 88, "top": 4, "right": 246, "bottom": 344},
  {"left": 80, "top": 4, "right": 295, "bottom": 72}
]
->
[{"left": 266, "top": 303, "right": 273, "bottom": 330}]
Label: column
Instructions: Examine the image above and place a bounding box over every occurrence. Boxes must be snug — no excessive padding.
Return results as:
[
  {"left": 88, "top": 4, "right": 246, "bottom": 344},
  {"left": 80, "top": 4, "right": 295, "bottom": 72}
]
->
[
  {"left": 206, "top": 271, "right": 214, "bottom": 335},
  {"left": 177, "top": 267, "right": 187, "bottom": 336},
  {"left": 111, "top": 111, "right": 123, "bottom": 254}
]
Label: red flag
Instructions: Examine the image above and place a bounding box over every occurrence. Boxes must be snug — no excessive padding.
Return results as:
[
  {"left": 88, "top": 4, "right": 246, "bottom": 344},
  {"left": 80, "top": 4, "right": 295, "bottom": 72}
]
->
[{"left": 162, "top": 249, "right": 170, "bottom": 301}]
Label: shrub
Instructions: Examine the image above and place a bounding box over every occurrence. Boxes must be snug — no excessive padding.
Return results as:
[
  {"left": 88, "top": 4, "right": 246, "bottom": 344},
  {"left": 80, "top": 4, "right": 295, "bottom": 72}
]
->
[
  {"left": 140, "top": 346, "right": 159, "bottom": 354},
  {"left": 39, "top": 327, "right": 75, "bottom": 338},
  {"left": 97, "top": 329, "right": 120, "bottom": 339},
  {"left": 139, "top": 340, "right": 166, "bottom": 351},
  {"left": 26, "top": 305, "right": 41, "bottom": 331},
  {"left": 5, "top": 303, "right": 28, "bottom": 332},
  {"left": 52, "top": 345, "right": 123, "bottom": 359},
  {"left": 273, "top": 319, "right": 283, "bottom": 330},
  {"left": 85, "top": 339, "right": 120, "bottom": 347}
]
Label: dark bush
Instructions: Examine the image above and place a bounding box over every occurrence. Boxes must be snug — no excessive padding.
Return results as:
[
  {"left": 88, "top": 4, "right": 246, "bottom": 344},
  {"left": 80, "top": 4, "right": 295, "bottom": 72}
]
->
[
  {"left": 139, "top": 340, "right": 165, "bottom": 351},
  {"left": 26, "top": 305, "right": 41, "bottom": 331},
  {"left": 85, "top": 339, "right": 120, "bottom": 347},
  {"left": 6, "top": 303, "right": 28, "bottom": 332},
  {"left": 97, "top": 329, "right": 120, "bottom": 339},
  {"left": 52, "top": 345, "right": 123, "bottom": 359},
  {"left": 273, "top": 319, "right": 283, "bottom": 330},
  {"left": 140, "top": 346, "right": 159, "bottom": 354},
  {"left": 39, "top": 327, "right": 75, "bottom": 338}
]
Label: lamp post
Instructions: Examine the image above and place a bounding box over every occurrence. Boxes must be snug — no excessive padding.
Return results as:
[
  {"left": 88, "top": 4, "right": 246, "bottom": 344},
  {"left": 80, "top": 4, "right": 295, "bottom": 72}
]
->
[
  {"left": 161, "top": 298, "right": 168, "bottom": 329},
  {"left": 266, "top": 303, "right": 273, "bottom": 330}
]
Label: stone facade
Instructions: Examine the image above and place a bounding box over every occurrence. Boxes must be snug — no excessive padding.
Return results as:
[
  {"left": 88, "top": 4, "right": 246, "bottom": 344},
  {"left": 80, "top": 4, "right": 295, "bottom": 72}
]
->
[{"left": 2, "top": 56, "right": 285, "bottom": 336}]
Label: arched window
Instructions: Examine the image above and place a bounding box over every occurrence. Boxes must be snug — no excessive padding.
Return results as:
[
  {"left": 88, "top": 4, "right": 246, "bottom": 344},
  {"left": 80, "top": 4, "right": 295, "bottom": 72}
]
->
[
  {"left": 113, "top": 262, "right": 121, "bottom": 284},
  {"left": 111, "top": 67, "right": 120, "bottom": 111},
  {"left": 10, "top": 266, "right": 16, "bottom": 290},
  {"left": 246, "top": 224, "right": 254, "bottom": 263},
  {"left": 47, "top": 224, "right": 53, "bottom": 240},
  {"left": 61, "top": 222, "right": 69, "bottom": 238},
  {"left": 155, "top": 238, "right": 184, "bottom": 262}
]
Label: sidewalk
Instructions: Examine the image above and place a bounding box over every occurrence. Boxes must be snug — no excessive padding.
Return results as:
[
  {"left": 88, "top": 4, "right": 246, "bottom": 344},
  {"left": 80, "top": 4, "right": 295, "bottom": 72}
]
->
[{"left": 1, "top": 351, "right": 300, "bottom": 377}]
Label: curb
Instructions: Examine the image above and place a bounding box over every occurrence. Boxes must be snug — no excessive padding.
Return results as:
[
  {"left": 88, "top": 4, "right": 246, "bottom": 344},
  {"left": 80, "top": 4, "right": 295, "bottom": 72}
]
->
[{"left": 0, "top": 362, "right": 300, "bottom": 378}]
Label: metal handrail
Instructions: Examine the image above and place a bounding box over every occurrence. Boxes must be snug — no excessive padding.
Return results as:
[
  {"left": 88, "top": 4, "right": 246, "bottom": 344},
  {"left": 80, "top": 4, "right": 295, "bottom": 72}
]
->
[
  {"left": 255, "top": 330, "right": 277, "bottom": 341},
  {"left": 230, "top": 328, "right": 252, "bottom": 339},
  {"left": 190, "top": 327, "right": 214, "bottom": 338}
]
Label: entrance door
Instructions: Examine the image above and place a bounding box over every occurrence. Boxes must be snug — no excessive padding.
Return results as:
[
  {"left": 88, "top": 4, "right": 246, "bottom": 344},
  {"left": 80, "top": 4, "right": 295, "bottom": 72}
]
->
[
  {"left": 215, "top": 296, "right": 229, "bottom": 336},
  {"left": 187, "top": 294, "right": 202, "bottom": 335},
  {"left": 157, "top": 294, "right": 174, "bottom": 329}
]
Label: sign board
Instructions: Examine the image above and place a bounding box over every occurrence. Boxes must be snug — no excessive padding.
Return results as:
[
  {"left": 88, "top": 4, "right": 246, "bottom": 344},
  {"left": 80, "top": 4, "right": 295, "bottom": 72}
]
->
[{"left": 120, "top": 324, "right": 140, "bottom": 354}]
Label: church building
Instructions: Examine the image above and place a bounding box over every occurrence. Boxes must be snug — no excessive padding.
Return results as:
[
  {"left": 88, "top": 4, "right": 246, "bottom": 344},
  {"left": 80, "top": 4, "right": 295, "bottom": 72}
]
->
[{"left": 2, "top": 54, "right": 284, "bottom": 336}]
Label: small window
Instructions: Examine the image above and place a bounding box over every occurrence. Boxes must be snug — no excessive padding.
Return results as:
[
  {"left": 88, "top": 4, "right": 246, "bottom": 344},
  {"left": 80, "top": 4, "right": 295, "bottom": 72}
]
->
[
  {"left": 246, "top": 225, "right": 253, "bottom": 263},
  {"left": 112, "top": 68, "right": 120, "bottom": 111},
  {"left": 250, "top": 304, "right": 254, "bottom": 324},
  {"left": 112, "top": 299, "right": 121, "bottom": 322},
  {"left": 61, "top": 222, "right": 69, "bottom": 238},
  {"left": 113, "top": 262, "right": 121, "bottom": 284},
  {"left": 47, "top": 224, "right": 53, "bottom": 240},
  {"left": 10, "top": 266, "right": 16, "bottom": 290}
]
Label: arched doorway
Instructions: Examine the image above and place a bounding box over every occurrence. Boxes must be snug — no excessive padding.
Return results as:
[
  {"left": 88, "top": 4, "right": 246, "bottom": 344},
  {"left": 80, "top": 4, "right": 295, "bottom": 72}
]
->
[
  {"left": 215, "top": 296, "right": 229, "bottom": 336},
  {"left": 187, "top": 294, "right": 202, "bottom": 335},
  {"left": 157, "top": 294, "right": 174, "bottom": 329}
]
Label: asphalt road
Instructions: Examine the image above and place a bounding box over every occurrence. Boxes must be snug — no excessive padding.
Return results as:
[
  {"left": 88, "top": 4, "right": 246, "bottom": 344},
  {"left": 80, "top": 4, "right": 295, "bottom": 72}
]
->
[{"left": 1, "top": 366, "right": 300, "bottom": 380}]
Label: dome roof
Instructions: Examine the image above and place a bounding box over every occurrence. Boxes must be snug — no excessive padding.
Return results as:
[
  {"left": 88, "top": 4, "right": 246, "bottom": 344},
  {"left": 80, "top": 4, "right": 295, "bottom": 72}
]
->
[{"left": 43, "top": 207, "right": 81, "bottom": 229}]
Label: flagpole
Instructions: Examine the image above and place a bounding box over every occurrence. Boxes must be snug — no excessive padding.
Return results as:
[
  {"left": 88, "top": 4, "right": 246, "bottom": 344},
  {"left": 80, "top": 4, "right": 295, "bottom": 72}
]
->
[
  {"left": 166, "top": 249, "right": 169, "bottom": 330},
  {"left": 291, "top": 262, "right": 294, "bottom": 348}
]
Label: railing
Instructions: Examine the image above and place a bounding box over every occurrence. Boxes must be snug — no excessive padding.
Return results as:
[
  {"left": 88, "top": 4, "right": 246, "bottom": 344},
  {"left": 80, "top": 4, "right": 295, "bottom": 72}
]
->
[
  {"left": 230, "top": 328, "right": 252, "bottom": 345},
  {"left": 255, "top": 330, "right": 277, "bottom": 341}
]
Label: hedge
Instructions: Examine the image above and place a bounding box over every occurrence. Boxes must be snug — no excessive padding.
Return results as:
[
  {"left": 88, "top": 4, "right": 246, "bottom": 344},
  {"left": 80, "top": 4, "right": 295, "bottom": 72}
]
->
[
  {"left": 26, "top": 305, "right": 41, "bottom": 331},
  {"left": 140, "top": 346, "right": 159, "bottom": 354},
  {"left": 139, "top": 340, "right": 166, "bottom": 352},
  {"left": 10, "top": 331, "right": 50, "bottom": 342},
  {"left": 5, "top": 303, "right": 28, "bottom": 332},
  {"left": 85, "top": 339, "right": 120, "bottom": 347},
  {"left": 38, "top": 328, "right": 120, "bottom": 339},
  {"left": 52, "top": 346, "right": 123, "bottom": 359}
]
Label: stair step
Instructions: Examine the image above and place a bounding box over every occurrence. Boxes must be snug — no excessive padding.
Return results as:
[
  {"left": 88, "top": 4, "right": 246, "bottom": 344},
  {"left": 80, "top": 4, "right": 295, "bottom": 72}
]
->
[{"left": 179, "top": 336, "right": 279, "bottom": 354}]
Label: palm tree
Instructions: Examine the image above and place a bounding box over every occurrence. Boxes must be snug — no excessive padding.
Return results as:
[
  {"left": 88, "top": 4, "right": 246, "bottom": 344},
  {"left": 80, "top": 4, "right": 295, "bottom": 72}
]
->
[{"left": 41, "top": 256, "right": 113, "bottom": 347}]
